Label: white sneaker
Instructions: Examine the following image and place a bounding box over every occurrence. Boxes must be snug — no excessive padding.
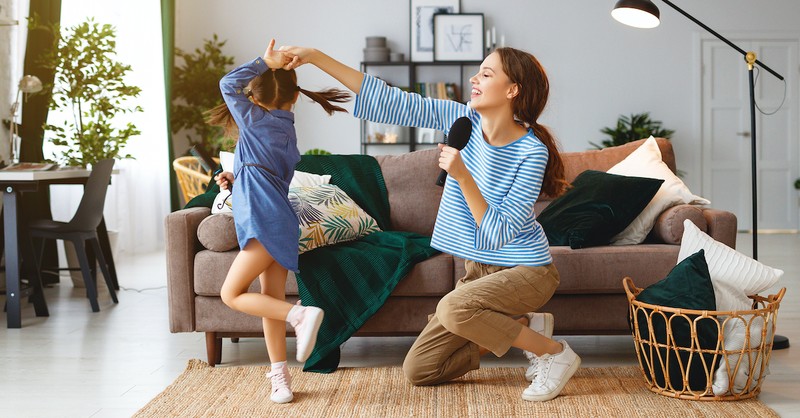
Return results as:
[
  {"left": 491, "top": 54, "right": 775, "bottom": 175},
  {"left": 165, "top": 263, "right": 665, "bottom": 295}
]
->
[
  {"left": 267, "top": 367, "right": 293, "bottom": 403},
  {"left": 523, "top": 312, "right": 554, "bottom": 381},
  {"left": 292, "top": 306, "right": 324, "bottom": 362},
  {"left": 522, "top": 340, "right": 581, "bottom": 402}
]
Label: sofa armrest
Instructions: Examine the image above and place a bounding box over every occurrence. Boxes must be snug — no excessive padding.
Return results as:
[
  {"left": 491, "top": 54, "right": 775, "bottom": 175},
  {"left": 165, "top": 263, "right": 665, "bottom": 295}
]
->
[
  {"left": 165, "top": 207, "right": 211, "bottom": 332},
  {"left": 649, "top": 204, "right": 737, "bottom": 249},
  {"left": 701, "top": 208, "right": 737, "bottom": 249}
]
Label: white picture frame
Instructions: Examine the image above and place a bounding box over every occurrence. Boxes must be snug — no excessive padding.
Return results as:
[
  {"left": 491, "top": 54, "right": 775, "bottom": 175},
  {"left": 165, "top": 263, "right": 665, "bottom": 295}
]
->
[
  {"left": 410, "top": 0, "right": 460, "bottom": 62},
  {"left": 433, "top": 13, "right": 485, "bottom": 62}
]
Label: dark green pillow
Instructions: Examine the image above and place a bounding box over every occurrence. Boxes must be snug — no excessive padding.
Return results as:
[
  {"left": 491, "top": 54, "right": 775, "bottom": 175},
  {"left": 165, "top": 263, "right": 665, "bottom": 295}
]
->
[
  {"left": 184, "top": 176, "right": 220, "bottom": 209},
  {"left": 538, "top": 170, "right": 664, "bottom": 249},
  {"left": 635, "top": 249, "right": 719, "bottom": 392}
]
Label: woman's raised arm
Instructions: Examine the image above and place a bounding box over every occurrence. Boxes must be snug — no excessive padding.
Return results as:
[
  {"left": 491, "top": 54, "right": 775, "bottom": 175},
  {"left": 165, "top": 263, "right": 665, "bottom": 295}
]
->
[{"left": 281, "top": 47, "right": 364, "bottom": 94}]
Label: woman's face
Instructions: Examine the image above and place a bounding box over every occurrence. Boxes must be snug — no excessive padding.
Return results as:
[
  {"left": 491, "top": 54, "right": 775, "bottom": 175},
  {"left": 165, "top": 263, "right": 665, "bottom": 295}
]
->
[{"left": 468, "top": 52, "right": 517, "bottom": 112}]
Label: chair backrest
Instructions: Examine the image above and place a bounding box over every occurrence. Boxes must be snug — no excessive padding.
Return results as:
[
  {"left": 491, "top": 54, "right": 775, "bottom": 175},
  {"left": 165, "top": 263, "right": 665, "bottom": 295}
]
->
[{"left": 68, "top": 159, "right": 115, "bottom": 231}]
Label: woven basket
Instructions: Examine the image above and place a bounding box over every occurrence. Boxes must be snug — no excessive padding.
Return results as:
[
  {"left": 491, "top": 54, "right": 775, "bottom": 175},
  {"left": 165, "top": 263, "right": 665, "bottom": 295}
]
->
[
  {"left": 623, "top": 277, "right": 785, "bottom": 401},
  {"left": 172, "top": 156, "right": 220, "bottom": 203}
]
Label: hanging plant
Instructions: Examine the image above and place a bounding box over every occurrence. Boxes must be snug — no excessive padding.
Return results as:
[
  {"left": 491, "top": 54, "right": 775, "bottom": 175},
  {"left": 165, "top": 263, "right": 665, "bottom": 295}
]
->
[
  {"left": 34, "top": 17, "right": 142, "bottom": 167},
  {"left": 591, "top": 112, "right": 675, "bottom": 149}
]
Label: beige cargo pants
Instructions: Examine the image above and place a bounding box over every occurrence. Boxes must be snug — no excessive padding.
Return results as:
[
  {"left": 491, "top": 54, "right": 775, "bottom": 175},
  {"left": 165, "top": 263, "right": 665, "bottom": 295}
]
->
[{"left": 402, "top": 260, "right": 560, "bottom": 386}]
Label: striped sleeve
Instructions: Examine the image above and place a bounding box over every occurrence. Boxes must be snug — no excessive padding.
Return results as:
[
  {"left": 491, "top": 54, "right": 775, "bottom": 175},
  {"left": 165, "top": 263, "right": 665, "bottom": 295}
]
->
[
  {"left": 219, "top": 57, "right": 269, "bottom": 127},
  {"left": 474, "top": 147, "right": 548, "bottom": 250},
  {"left": 354, "top": 74, "right": 468, "bottom": 132}
]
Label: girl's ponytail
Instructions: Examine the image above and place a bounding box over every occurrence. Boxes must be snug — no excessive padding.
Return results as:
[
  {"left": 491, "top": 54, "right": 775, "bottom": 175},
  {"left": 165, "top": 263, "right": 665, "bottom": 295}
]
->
[
  {"left": 205, "top": 102, "right": 238, "bottom": 140},
  {"left": 299, "top": 87, "right": 351, "bottom": 115}
]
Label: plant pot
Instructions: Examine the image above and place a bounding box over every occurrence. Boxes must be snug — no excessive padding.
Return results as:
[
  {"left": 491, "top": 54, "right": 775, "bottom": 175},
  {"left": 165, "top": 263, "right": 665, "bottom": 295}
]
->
[{"left": 63, "top": 230, "right": 118, "bottom": 289}]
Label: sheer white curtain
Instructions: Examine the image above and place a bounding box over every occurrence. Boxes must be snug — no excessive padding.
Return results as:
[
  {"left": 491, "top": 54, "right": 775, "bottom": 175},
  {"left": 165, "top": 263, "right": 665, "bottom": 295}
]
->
[{"left": 46, "top": 0, "right": 170, "bottom": 259}]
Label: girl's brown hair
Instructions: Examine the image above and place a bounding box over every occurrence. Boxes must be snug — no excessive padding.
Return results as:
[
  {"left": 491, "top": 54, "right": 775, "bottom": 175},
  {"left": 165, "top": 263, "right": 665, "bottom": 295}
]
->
[
  {"left": 206, "top": 68, "right": 351, "bottom": 139},
  {"left": 495, "top": 47, "right": 568, "bottom": 198}
]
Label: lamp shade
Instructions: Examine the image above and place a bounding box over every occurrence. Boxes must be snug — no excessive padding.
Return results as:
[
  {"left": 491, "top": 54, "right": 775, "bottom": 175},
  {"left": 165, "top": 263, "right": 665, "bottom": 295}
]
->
[
  {"left": 18, "top": 75, "right": 43, "bottom": 94},
  {"left": 612, "top": 0, "right": 661, "bottom": 29}
]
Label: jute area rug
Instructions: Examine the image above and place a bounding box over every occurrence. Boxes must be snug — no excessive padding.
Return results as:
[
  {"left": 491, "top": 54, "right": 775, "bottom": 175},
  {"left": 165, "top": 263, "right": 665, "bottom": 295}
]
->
[{"left": 135, "top": 360, "right": 778, "bottom": 417}]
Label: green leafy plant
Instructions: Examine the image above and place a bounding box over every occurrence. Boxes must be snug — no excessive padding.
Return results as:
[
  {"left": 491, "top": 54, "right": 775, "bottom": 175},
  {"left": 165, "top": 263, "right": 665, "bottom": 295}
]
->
[
  {"left": 172, "top": 35, "right": 234, "bottom": 157},
  {"left": 591, "top": 112, "right": 675, "bottom": 149},
  {"left": 36, "top": 17, "right": 142, "bottom": 167},
  {"left": 304, "top": 148, "right": 332, "bottom": 155}
]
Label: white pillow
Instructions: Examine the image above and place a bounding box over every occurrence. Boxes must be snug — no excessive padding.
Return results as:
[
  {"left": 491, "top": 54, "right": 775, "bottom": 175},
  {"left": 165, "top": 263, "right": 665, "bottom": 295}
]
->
[
  {"left": 678, "top": 219, "right": 782, "bottom": 395},
  {"left": 608, "top": 136, "right": 710, "bottom": 245},
  {"left": 677, "top": 219, "right": 783, "bottom": 311},
  {"left": 290, "top": 170, "right": 331, "bottom": 188},
  {"left": 712, "top": 314, "right": 773, "bottom": 395},
  {"left": 211, "top": 152, "right": 236, "bottom": 214}
]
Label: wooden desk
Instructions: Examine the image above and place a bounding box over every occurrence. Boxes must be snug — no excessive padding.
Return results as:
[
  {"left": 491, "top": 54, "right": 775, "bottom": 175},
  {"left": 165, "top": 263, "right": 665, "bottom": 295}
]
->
[{"left": 0, "top": 168, "right": 117, "bottom": 328}]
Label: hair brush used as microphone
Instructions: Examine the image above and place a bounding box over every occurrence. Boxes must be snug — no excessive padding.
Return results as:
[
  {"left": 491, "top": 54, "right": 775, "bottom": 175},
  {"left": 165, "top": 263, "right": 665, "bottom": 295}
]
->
[{"left": 436, "top": 116, "right": 472, "bottom": 186}]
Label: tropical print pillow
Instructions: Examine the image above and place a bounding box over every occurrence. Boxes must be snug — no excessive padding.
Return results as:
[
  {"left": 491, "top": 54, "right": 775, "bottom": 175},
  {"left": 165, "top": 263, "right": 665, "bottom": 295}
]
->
[{"left": 288, "top": 184, "right": 381, "bottom": 254}]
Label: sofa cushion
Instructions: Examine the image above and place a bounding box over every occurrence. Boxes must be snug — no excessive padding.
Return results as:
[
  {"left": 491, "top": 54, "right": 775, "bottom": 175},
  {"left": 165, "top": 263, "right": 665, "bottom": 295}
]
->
[
  {"left": 197, "top": 213, "right": 238, "bottom": 252},
  {"left": 550, "top": 244, "right": 678, "bottom": 294},
  {"left": 607, "top": 136, "right": 709, "bottom": 245},
  {"left": 289, "top": 184, "right": 381, "bottom": 254},
  {"left": 538, "top": 170, "right": 664, "bottom": 249},
  {"left": 636, "top": 249, "right": 719, "bottom": 391},
  {"left": 548, "top": 138, "right": 676, "bottom": 200},
  {"left": 375, "top": 149, "right": 443, "bottom": 236}
]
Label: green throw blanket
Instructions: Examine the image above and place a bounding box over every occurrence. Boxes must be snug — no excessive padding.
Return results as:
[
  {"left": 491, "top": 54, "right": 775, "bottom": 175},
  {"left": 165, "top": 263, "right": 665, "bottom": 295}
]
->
[
  {"left": 184, "top": 155, "right": 439, "bottom": 372},
  {"left": 295, "top": 155, "right": 439, "bottom": 372}
]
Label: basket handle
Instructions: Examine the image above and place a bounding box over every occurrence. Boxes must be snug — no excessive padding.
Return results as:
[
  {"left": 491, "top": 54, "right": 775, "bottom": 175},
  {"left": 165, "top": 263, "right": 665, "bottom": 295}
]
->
[
  {"left": 622, "top": 277, "right": 642, "bottom": 301},
  {"left": 750, "top": 287, "right": 786, "bottom": 305}
]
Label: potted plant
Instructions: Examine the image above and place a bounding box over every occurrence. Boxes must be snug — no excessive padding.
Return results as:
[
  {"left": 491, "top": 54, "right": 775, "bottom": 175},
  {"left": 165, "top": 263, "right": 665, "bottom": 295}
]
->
[
  {"left": 34, "top": 17, "right": 142, "bottom": 167},
  {"left": 591, "top": 112, "right": 675, "bottom": 149},
  {"left": 172, "top": 35, "right": 235, "bottom": 157}
]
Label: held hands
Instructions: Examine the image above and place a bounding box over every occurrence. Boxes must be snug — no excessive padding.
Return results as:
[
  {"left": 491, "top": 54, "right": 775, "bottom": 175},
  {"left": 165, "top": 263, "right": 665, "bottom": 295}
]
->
[
  {"left": 277, "top": 46, "right": 317, "bottom": 70},
  {"left": 263, "top": 38, "right": 295, "bottom": 70},
  {"left": 438, "top": 143, "right": 468, "bottom": 182},
  {"left": 215, "top": 172, "right": 234, "bottom": 191}
]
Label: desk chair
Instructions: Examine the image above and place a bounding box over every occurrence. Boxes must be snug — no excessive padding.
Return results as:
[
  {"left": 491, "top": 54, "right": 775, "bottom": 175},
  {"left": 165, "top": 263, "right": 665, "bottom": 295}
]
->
[{"left": 28, "top": 159, "right": 118, "bottom": 312}]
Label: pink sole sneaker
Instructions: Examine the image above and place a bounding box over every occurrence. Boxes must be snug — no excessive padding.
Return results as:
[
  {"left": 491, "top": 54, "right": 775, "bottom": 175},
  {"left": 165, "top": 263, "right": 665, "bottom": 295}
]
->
[{"left": 295, "top": 306, "right": 324, "bottom": 362}]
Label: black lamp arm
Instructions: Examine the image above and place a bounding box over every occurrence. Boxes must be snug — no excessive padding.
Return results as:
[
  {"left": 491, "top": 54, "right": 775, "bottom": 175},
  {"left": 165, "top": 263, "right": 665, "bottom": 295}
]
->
[{"left": 661, "top": 0, "right": 784, "bottom": 81}]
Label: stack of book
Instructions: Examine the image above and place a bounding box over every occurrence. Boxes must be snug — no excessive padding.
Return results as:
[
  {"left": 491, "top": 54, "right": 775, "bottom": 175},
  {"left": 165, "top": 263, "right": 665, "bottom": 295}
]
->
[{"left": 414, "top": 82, "right": 460, "bottom": 101}]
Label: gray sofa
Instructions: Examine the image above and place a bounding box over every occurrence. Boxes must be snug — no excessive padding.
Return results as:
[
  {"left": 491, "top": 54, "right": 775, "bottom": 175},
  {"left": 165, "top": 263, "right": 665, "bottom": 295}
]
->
[{"left": 165, "top": 138, "right": 737, "bottom": 366}]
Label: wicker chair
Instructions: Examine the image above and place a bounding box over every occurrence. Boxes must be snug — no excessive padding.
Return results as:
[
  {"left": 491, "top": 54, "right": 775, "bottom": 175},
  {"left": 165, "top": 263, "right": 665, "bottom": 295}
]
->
[{"left": 172, "top": 156, "right": 220, "bottom": 203}]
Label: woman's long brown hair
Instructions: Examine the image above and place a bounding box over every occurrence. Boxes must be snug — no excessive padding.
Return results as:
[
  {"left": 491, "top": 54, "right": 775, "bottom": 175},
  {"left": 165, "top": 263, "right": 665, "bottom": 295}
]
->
[
  {"left": 495, "top": 47, "right": 568, "bottom": 198},
  {"left": 206, "top": 68, "right": 351, "bottom": 140}
]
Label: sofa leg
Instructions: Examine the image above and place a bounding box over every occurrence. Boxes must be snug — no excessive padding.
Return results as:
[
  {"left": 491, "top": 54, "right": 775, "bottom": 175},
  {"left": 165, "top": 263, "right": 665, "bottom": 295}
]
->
[{"left": 205, "top": 332, "right": 223, "bottom": 367}]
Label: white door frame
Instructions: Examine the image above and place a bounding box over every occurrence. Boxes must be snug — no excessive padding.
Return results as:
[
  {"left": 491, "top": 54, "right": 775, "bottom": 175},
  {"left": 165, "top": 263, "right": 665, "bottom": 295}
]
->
[{"left": 693, "top": 31, "right": 800, "bottom": 232}]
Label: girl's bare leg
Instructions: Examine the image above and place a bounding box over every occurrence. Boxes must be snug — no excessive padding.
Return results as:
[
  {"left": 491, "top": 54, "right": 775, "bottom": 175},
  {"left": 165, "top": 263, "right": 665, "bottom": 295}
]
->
[
  {"left": 260, "top": 261, "right": 289, "bottom": 363},
  {"left": 220, "top": 239, "right": 293, "bottom": 321}
]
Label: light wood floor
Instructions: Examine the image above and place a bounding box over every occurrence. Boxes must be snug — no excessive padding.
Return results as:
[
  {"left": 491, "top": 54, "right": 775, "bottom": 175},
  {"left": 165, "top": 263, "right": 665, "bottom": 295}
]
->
[{"left": 1, "top": 233, "right": 798, "bottom": 417}]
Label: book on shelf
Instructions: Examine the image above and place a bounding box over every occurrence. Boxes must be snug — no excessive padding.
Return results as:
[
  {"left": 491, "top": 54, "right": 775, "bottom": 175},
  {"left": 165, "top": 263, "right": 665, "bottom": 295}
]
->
[{"left": 414, "top": 82, "right": 460, "bottom": 101}]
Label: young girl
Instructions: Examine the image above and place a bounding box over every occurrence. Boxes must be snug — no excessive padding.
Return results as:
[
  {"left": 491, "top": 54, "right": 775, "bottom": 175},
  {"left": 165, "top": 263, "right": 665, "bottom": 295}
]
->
[
  {"left": 280, "top": 46, "right": 580, "bottom": 402},
  {"left": 207, "top": 39, "right": 350, "bottom": 404}
]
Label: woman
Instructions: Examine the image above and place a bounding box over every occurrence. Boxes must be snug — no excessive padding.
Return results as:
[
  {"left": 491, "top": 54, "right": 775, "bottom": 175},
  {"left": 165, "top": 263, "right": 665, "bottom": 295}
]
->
[{"left": 281, "top": 45, "right": 579, "bottom": 402}]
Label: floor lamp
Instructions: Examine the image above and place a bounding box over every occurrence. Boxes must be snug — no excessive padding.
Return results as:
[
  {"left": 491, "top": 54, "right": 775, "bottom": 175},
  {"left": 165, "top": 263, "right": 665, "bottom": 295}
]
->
[{"left": 611, "top": 0, "right": 789, "bottom": 350}]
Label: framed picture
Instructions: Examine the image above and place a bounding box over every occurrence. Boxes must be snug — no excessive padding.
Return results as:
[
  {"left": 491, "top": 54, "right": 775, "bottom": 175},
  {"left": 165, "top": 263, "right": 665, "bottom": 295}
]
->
[
  {"left": 433, "top": 13, "right": 485, "bottom": 62},
  {"left": 410, "top": 0, "right": 460, "bottom": 62}
]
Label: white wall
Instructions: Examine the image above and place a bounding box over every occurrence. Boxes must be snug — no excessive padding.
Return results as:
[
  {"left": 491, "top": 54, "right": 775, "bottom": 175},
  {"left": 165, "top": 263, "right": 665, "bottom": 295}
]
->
[
  {"left": 176, "top": 0, "right": 800, "bottom": 194},
  {"left": 0, "top": 0, "right": 28, "bottom": 164}
]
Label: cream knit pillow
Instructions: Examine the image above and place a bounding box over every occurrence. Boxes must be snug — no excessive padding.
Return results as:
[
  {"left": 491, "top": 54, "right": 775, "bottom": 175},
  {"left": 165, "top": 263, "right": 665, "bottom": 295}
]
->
[{"left": 608, "top": 136, "right": 709, "bottom": 245}]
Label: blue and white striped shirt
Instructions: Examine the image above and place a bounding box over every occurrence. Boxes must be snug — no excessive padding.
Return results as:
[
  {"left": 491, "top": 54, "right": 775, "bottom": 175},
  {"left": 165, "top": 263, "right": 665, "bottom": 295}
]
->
[{"left": 354, "top": 75, "right": 552, "bottom": 267}]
